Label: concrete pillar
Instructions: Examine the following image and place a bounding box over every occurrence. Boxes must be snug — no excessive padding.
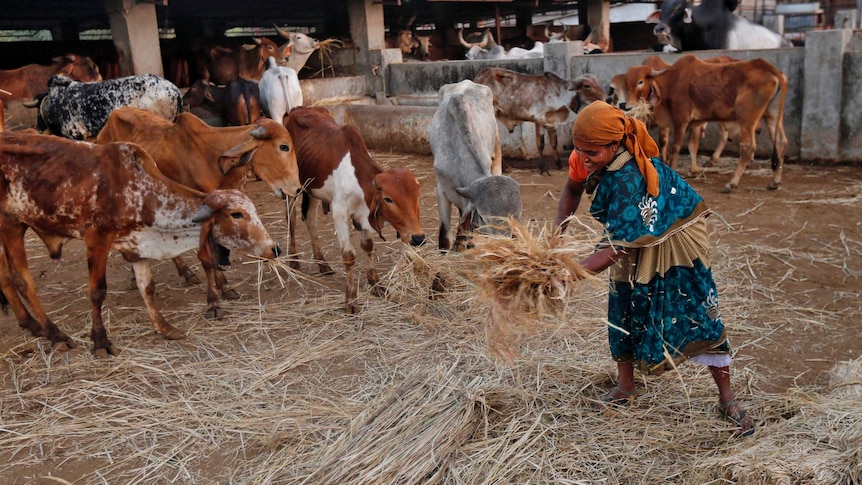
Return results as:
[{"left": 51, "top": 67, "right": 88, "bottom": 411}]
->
[
  {"left": 801, "top": 29, "right": 852, "bottom": 161},
  {"left": 104, "top": 0, "right": 163, "bottom": 77},
  {"left": 544, "top": 40, "right": 583, "bottom": 79},
  {"left": 586, "top": 0, "right": 611, "bottom": 50},
  {"left": 348, "top": 0, "right": 399, "bottom": 102}
]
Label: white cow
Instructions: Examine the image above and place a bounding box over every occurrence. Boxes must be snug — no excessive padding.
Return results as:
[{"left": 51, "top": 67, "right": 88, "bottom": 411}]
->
[
  {"left": 276, "top": 27, "right": 321, "bottom": 74},
  {"left": 429, "top": 80, "right": 522, "bottom": 251},
  {"left": 258, "top": 57, "right": 303, "bottom": 125}
]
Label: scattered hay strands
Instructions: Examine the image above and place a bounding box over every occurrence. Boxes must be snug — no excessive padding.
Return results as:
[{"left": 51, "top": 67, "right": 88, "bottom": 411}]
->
[{"left": 0, "top": 167, "right": 860, "bottom": 483}]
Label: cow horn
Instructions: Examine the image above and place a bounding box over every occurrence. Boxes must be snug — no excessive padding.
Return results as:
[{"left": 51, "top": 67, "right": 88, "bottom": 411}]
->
[
  {"left": 192, "top": 205, "right": 214, "bottom": 223},
  {"left": 648, "top": 68, "right": 666, "bottom": 77},
  {"left": 22, "top": 98, "right": 41, "bottom": 108},
  {"left": 274, "top": 24, "right": 292, "bottom": 40},
  {"left": 249, "top": 124, "right": 267, "bottom": 139},
  {"left": 458, "top": 28, "right": 472, "bottom": 48},
  {"left": 478, "top": 30, "right": 491, "bottom": 48}
]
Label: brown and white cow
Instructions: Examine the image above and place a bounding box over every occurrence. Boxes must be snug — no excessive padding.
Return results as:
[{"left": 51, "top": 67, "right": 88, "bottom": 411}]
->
[
  {"left": 0, "top": 131, "right": 279, "bottom": 356},
  {"left": 614, "top": 54, "right": 788, "bottom": 192},
  {"left": 97, "top": 107, "right": 301, "bottom": 318},
  {"left": 0, "top": 54, "right": 102, "bottom": 131},
  {"left": 474, "top": 67, "right": 607, "bottom": 170},
  {"left": 285, "top": 106, "right": 425, "bottom": 313}
]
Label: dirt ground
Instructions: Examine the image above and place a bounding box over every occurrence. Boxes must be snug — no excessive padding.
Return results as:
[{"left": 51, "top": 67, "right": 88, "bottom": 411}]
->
[{"left": 0, "top": 150, "right": 860, "bottom": 483}]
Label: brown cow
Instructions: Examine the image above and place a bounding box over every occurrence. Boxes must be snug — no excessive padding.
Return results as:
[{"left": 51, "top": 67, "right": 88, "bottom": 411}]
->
[
  {"left": 97, "top": 107, "right": 301, "bottom": 318},
  {"left": 0, "top": 131, "right": 279, "bottom": 356},
  {"left": 614, "top": 54, "right": 788, "bottom": 192},
  {"left": 609, "top": 55, "right": 747, "bottom": 176},
  {"left": 285, "top": 106, "right": 425, "bottom": 313},
  {"left": 0, "top": 54, "right": 101, "bottom": 131},
  {"left": 183, "top": 79, "right": 262, "bottom": 126},
  {"left": 204, "top": 38, "right": 287, "bottom": 85}
]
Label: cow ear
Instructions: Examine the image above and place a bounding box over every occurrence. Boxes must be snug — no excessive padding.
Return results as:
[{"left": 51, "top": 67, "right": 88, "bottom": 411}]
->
[
  {"left": 218, "top": 140, "right": 258, "bottom": 173},
  {"left": 683, "top": 7, "right": 694, "bottom": 23},
  {"left": 645, "top": 11, "right": 661, "bottom": 24},
  {"left": 282, "top": 44, "right": 293, "bottom": 58},
  {"left": 648, "top": 80, "right": 663, "bottom": 106}
]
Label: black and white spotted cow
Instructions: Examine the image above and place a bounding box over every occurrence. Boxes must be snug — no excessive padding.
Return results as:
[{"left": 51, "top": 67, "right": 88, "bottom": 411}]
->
[{"left": 29, "top": 74, "right": 183, "bottom": 140}]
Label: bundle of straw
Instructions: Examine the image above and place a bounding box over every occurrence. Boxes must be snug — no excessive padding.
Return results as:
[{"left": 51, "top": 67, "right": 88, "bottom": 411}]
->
[
  {"left": 468, "top": 218, "right": 600, "bottom": 362},
  {"left": 626, "top": 99, "right": 655, "bottom": 126}
]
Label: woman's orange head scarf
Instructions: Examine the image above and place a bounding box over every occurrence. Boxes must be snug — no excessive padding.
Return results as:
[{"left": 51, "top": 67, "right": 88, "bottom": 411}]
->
[{"left": 572, "top": 101, "right": 661, "bottom": 197}]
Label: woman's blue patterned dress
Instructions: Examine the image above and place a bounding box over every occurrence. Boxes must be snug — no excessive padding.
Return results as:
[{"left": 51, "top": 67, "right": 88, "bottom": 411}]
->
[{"left": 588, "top": 154, "right": 729, "bottom": 375}]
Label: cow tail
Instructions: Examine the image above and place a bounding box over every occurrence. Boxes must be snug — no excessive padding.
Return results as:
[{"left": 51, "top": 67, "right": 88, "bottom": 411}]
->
[
  {"left": 771, "top": 71, "right": 789, "bottom": 172},
  {"left": 0, "top": 288, "right": 8, "bottom": 315}
]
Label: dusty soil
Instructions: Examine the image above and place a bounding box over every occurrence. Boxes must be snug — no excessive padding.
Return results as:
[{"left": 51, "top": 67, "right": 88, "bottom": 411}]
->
[{"left": 0, "top": 151, "right": 860, "bottom": 483}]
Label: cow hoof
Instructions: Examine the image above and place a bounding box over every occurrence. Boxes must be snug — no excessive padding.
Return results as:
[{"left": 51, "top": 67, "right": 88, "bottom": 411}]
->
[
  {"left": 182, "top": 272, "right": 202, "bottom": 286},
  {"left": 205, "top": 307, "right": 224, "bottom": 319},
  {"left": 370, "top": 284, "right": 386, "bottom": 298},
  {"left": 767, "top": 182, "right": 781, "bottom": 191},
  {"left": 51, "top": 341, "right": 72, "bottom": 353},
  {"left": 288, "top": 260, "right": 301, "bottom": 271},
  {"left": 221, "top": 288, "right": 241, "bottom": 300},
  {"left": 92, "top": 344, "right": 120, "bottom": 359},
  {"left": 161, "top": 326, "right": 186, "bottom": 340},
  {"left": 318, "top": 267, "right": 335, "bottom": 276}
]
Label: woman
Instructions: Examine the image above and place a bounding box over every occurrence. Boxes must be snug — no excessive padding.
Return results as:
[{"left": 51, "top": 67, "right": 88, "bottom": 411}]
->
[{"left": 554, "top": 101, "right": 754, "bottom": 437}]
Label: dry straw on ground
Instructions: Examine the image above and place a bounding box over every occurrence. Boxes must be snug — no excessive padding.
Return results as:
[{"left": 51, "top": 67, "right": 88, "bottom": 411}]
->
[{"left": 0, "top": 170, "right": 860, "bottom": 483}]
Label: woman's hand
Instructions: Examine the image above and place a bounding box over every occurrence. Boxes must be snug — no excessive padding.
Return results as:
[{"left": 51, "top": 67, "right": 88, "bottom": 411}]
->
[{"left": 579, "top": 246, "right": 626, "bottom": 274}]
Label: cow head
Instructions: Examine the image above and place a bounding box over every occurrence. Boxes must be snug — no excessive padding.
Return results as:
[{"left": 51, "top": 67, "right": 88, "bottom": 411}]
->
[
  {"left": 55, "top": 54, "right": 102, "bottom": 82},
  {"left": 454, "top": 175, "right": 522, "bottom": 236},
  {"left": 245, "top": 37, "right": 285, "bottom": 73},
  {"left": 218, "top": 118, "right": 301, "bottom": 199},
  {"left": 370, "top": 169, "right": 425, "bottom": 246},
  {"left": 414, "top": 31, "right": 433, "bottom": 60},
  {"left": 646, "top": 0, "right": 690, "bottom": 51},
  {"left": 545, "top": 23, "right": 569, "bottom": 43},
  {"left": 567, "top": 73, "right": 607, "bottom": 113},
  {"left": 193, "top": 189, "right": 280, "bottom": 271},
  {"left": 615, "top": 65, "right": 666, "bottom": 124}
]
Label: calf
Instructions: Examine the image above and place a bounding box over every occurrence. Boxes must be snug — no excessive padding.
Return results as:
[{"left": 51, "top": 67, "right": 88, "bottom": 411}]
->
[
  {"left": 616, "top": 54, "right": 788, "bottom": 192},
  {"left": 429, "top": 80, "right": 522, "bottom": 252},
  {"left": 0, "top": 131, "right": 279, "bottom": 356},
  {"left": 474, "top": 68, "right": 606, "bottom": 170},
  {"left": 285, "top": 106, "right": 425, "bottom": 313},
  {"left": 97, "top": 107, "right": 301, "bottom": 318},
  {"left": 258, "top": 57, "right": 303, "bottom": 125},
  {"left": 29, "top": 74, "right": 182, "bottom": 140}
]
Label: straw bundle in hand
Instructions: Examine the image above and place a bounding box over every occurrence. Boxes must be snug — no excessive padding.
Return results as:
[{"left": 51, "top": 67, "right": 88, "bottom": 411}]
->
[{"left": 468, "top": 218, "right": 599, "bottom": 362}]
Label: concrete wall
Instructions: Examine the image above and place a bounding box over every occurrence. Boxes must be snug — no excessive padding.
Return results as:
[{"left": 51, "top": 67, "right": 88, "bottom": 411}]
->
[{"left": 335, "top": 29, "right": 862, "bottom": 164}]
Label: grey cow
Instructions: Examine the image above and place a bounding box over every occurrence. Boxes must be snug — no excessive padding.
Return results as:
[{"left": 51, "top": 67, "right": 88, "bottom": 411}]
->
[{"left": 430, "top": 79, "right": 522, "bottom": 251}]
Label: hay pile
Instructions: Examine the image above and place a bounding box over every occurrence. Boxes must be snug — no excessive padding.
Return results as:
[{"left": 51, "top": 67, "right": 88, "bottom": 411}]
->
[{"left": 467, "top": 219, "right": 601, "bottom": 362}]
